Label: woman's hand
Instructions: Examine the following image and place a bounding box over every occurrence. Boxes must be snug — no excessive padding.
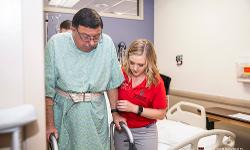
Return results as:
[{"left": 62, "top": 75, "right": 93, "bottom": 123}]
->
[{"left": 116, "top": 100, "right": 138, "bottom": 113}]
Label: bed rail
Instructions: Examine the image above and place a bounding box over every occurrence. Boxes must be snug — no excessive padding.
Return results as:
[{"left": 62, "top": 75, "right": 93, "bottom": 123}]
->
[
  {"left": 167, "top": 101, "right": 206, "bottom": 129},
  {"left": 169, "top": 129, "right": 236, "bottom": 150}
]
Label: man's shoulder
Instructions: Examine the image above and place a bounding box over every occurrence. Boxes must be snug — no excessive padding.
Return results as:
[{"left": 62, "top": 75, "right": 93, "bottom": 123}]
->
[{"left": 102, "top": 33, "right": 113, "bottom": 42}]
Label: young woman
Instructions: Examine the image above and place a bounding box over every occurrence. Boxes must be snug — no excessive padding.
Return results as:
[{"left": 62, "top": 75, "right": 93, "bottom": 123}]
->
[{"left": 113, "top": 39, "right": 168, "bottom": 150}]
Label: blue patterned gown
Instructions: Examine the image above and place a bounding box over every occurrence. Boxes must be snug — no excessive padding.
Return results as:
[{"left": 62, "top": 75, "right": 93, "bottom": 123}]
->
[{"left": 45, "top": 32, "right": 124, "bottom": 150}]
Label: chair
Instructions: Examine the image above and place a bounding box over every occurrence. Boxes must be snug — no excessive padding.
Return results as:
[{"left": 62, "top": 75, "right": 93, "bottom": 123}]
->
[
  {"left": 160, "top": 74, "right": 171, "bottom": 109},
  {"left": 0, "top": 104, "right": 36, "bottom": 150},
  {"left": 160, "top": 74, "right": 171, "bottom": 95}
]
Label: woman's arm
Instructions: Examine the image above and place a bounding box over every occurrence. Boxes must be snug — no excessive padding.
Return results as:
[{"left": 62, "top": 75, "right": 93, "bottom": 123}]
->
[{"left": 116, "top": 100, "right": 167, "bottom": 120}]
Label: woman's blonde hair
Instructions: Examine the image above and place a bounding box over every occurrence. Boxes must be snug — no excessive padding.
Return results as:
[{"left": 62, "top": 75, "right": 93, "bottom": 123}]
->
[{"left": 122, "top": 39, "right": 160, "bottom": 87}]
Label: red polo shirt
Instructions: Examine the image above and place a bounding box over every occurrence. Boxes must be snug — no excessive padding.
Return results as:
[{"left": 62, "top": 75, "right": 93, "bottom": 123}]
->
[{"left": 118, "top": 70, "right": 168, "bottom": 128}]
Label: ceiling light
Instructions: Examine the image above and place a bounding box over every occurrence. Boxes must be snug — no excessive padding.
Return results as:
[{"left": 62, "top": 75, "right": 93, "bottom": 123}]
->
[
  {"left": 48, "top": 0, "right": 80, "bottom": 8},
  {"left": 94, "top": 3, "right": 109, "bottom": 8},
  {"left": 113, "top": 12, "right": 124, "bottom": 15}
]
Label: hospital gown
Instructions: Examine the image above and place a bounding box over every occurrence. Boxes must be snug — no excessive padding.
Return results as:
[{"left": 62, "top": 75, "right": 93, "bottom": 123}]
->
[{"left": 45, "top": 32, "right": 124, "bottom": 150}]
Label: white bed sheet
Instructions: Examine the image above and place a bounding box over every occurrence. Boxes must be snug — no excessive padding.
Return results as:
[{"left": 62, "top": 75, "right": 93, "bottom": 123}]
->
[{"left": 157, "top": 119, "right": 216, "bottom": 150}]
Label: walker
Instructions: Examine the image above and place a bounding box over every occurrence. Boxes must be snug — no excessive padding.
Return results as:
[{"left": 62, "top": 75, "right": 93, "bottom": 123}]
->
[
  {"left": 110, "top": 121, "right": 137, "bottom": 150},
  {"left": 48, "top": 133, "right": 58, "bottom": 150},
  {"left": 48, "top": 121, "right": 136, "bottom": 150}
]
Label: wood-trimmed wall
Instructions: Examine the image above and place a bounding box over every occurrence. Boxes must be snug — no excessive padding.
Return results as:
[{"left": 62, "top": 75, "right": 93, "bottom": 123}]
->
[{"left": 169, "top": 89, "right": 250, "bottom": 113}]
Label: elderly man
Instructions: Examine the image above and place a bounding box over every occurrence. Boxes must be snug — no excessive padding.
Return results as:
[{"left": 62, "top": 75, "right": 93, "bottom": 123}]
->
[{"left": 45, "top": 8, "right": 125, "bottom": 150}]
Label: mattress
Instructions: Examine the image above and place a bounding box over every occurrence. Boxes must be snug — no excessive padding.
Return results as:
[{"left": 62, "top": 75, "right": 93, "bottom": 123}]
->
[{"left": 157, "top": 119, "right": 216, "bottom": 150}]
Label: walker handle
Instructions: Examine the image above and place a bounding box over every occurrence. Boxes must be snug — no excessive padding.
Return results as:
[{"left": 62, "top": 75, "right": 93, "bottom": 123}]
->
[
  {"left": 119, "top": 122, "right": 134, "bottom": 144},
  {"left": 49, "top": 133, "right": 58, "bottom": 150}
]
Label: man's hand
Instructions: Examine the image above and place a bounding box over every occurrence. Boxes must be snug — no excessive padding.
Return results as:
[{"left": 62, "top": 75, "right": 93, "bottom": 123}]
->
[
  {"left": 46, "top": 124, "right": 59, "bottom": 141},
  {"left": 112, "top": 112, "right": 126, "bottom": 130}
]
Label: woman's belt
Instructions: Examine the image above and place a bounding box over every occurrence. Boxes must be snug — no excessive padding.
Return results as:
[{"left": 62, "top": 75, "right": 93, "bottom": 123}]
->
[{"left": 55, "top": 88, "right": 103, "bottom": 103}]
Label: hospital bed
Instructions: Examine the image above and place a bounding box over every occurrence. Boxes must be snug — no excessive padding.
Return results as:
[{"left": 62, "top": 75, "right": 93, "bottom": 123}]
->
[{"left": 157, "top": 101, "right": 236, "bottom": 150}]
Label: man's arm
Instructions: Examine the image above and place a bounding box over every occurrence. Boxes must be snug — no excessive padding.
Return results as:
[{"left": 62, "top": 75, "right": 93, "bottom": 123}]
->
[
  {"left": 45, "top": 97, "right": 58, "bottom": 140},
  {"left": 107, "top": 88, "right": 126, "bottom": 130}
]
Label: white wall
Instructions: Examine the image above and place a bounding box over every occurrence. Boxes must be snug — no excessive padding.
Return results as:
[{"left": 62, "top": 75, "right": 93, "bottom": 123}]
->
[
  {"left": 0, "top": 1, "right": 23, "bottom": 107},
  {"left": 0, "top": 0, "right": 45, "bottom": 150},
  {"left": 155, "top": 0, "right": 250, "bottom": 101}
]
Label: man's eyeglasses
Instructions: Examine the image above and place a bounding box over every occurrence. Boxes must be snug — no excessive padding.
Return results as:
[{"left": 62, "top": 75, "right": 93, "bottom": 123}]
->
[{"left": 77, "top": 29, "right": 102, "bottom": 43}]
